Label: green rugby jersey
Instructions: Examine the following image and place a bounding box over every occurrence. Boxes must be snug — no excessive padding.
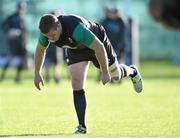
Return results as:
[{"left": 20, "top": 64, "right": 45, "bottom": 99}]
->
[{"left": 38, "top": 15, "right": 102, "bottom": 49}]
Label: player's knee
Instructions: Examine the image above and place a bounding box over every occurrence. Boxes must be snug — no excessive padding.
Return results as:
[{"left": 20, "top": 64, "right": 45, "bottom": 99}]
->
[
  {"left": 112, "top": 76, "right": 121, "bottom": 83},
  {"left": 71, "top": 77, "right": 84, "bottom": 90},
  {"left": 109, "top": 60, "right": 122, "bottom": 83},
  {"left": 111, "top": 75, "right": 121, "bottom": 83}
]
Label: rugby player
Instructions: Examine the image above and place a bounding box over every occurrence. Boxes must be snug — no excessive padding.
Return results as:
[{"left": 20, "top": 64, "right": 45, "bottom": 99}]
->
[{"left": 34, "top": 14, "right": 143, "bottom": 134}]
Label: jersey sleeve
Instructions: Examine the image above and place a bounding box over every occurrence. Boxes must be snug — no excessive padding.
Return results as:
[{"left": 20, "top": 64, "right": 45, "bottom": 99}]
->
[
  {"left": 72, "top": 23, "right": 96, "bottom": 47},
  {"left": 38, "top": 33, "right": 49, "bottom": 47}
]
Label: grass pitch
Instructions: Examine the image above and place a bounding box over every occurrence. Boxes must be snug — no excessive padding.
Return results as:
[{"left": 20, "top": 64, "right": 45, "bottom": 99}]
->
[{"left": 0, "top": 61, "right": 180, "bottom": 137}]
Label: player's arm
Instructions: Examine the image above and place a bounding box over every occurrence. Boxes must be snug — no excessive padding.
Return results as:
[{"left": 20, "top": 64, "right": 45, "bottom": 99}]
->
[
  {"left": 34, "top": 43, "right": 46, "bottom": 90},
  {"left": 34, "top": 33, "right": 49, "bottom": 90},
  {"left": 89, "top": 39, "right": 109, "bottom": 79},
  {"left": 72, "top": 23, "right": 110, "bottom": 84},
  {"left": 34, "top": 43, "right": 46, "bottom": 76}
]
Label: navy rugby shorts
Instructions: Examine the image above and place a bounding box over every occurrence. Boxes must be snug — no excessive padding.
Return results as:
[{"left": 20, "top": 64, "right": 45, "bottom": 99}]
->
[{"left": 66, "top": 24, "right": 117, "bottom": 68}]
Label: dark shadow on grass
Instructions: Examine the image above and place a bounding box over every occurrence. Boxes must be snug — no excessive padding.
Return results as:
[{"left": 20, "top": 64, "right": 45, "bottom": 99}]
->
[{"left": 0, "top": 133, "right": 71, "bottom": 137}]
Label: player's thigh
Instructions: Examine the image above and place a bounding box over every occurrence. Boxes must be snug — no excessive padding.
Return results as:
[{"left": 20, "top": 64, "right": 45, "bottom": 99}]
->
[{"left": 68, "top": 61, "right": 89, "bottom": 90}]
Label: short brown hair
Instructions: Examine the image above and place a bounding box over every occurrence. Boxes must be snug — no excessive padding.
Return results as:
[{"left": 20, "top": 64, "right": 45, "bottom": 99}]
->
[{"left": 39, "top": 14, "right": 58, "bottom": 33}]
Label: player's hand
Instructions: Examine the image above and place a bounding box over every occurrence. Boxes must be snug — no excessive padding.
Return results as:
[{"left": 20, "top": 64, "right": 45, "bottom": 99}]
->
[
  {"left": 101, "top": 72, "right": 111, "bottom": 85},
  {"left": 34, "top": 73, "right": 44, "bottom": 90}
]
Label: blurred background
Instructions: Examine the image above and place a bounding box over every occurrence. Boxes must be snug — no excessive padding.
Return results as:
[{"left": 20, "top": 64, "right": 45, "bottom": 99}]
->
[
  {"left": 0, "top": 0, "right": 179, "bottom": 62},
  {"left": 0, "top": 0, "right": 180, "bottom": 83},
  {"left": 0, "top": 0, "right": 179, "bottom": 137}
]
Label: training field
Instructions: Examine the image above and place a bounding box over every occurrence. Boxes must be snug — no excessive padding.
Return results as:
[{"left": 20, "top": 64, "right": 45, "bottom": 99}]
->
[{"left": 0, "top": 61, "right": 180, "bottom": 137}]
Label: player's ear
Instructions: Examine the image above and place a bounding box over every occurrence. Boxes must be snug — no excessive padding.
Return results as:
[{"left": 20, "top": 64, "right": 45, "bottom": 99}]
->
[{"left": 54, "top": 22, "right": 60, "bottom": 30}]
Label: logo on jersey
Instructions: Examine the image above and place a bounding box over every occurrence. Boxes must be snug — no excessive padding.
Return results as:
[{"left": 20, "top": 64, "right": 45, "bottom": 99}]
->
[{"left": 68, "top": 37, "right": 73, "bottom": 43}]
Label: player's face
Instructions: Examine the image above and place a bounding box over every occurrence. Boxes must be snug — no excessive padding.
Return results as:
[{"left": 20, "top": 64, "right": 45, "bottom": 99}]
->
[{"left": 44, "top": 23, "right": 62, "bottom": 42}]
